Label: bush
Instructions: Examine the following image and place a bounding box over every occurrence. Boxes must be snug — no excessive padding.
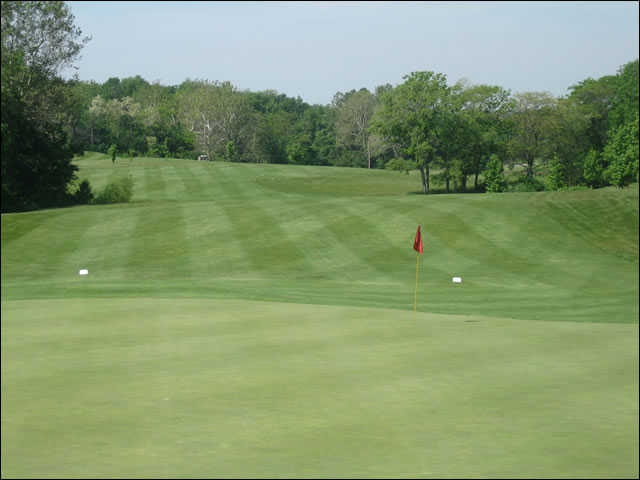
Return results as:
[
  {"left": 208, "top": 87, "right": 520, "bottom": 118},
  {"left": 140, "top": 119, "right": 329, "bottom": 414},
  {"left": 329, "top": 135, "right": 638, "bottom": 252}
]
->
[
  {"left": 544, "top": 153, "right": 568, "bottom": 191},
  {"left": 107, "top": 144, "right": 117, "bottom": 163},
  {"left": 73, "top": 179, "right": 94, "bottom": 204},
  {"left": 94, "top": 176, "right": 134, "bottom": 204},
  {"left": 385, "top": 157, "right": 416, "bottom": 174},
  {"left": 508, "top": 176, "right": 545, "bottom": 192},
  {"left": 583, "top": 149, "right": 606, "bottom": 188}
]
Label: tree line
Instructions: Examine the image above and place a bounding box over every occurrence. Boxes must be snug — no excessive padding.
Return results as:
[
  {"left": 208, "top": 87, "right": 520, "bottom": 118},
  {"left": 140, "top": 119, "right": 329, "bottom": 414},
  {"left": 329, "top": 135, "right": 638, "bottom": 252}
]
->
[{"left": 2, "top": 1, "right": 638, "bottom": 212}]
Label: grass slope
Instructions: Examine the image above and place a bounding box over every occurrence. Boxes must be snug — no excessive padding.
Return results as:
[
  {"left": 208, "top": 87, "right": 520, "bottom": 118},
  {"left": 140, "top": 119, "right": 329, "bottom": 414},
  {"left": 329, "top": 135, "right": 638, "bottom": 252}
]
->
[
  {"left": 2, "top": 154, "right": 638, "bottom": 322},
  {"left": 2, "top": 153, "right": 638, "bottom": 478}
]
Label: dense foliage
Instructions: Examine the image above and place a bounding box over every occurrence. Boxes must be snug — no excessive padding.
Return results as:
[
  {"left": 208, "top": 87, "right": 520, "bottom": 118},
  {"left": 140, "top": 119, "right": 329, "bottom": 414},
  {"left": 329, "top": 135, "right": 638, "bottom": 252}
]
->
[
  {"left": 1, "top": 0, "right": 90, "bottom": 212},
  {"left": 1, "top": 0, "right": 638, "bottom": 213}
]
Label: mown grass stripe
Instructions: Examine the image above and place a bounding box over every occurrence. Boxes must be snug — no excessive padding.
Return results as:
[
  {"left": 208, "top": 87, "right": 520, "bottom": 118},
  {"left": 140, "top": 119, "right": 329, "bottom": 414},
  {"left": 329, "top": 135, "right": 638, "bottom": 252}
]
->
[
  {"left": 1, "top": 207, "right": 95, "bottom": 283},
  {"left": 126, "top": 202, "right": 191, "bottom": 280},
  {"left": 61, "top": 204, "right": 140, "bottom": 283},
  {"left": 172, "top": 163, "right": 206, "bottom": 201},
  {"left": 209, "top": 164, "right": 313, "bottom": 277},
  {"left": 143, "top": 163, "right": 168, "bottom": 201}
]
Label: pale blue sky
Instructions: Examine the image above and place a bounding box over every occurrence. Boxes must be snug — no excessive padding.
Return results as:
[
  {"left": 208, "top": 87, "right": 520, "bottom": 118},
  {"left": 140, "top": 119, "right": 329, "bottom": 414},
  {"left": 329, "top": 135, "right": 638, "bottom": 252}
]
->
[{"left": 64, "top": 1, "right": 639, "bottom": 105}]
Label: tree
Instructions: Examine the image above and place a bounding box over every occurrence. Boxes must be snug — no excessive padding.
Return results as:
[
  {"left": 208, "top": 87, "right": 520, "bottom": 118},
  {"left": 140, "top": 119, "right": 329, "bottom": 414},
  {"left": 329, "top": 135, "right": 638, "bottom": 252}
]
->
[
  {"left": 176, "top": 80, "right": 254, "bottom": 161},
  {"left": 546, "top": 98, "right": 591, "bottom": 186},
  {"left": 508, "top": 92, "right": 557, "bottom": 178},
  {"left": 108, "top": 144, "right": 117, "bottom": 164},
  {"left": 568, "top": 75, "right": 617, "bottom": 152},
  {"left": 603, "top": 118, "right": 639, "bottom": 188},
  {"left": 545, "top": 153, "right": 568, "bottom": 191},
  {"left": 609, "top": 59, "right": 639, "bottom": 131},
  {"left": 335, "top": 88, "right": 377, "bottom": 168},
  {"left": 1, "top": 1, "right": 90, "bottom": 87},
  {"left": 484, "top": 154, "right": 506, "bottom": 192},
  {"left": 583, "top": 149, "right": 606, "bottom": 188},
  {"left": 371, "top": 72, "right": 450, "bottom": 194},
  {"left": 1, "top": 1, "right": 91, "bottom": 212},
  {"left": 456, "top": 84, "right": 513, "bottom": 191}
]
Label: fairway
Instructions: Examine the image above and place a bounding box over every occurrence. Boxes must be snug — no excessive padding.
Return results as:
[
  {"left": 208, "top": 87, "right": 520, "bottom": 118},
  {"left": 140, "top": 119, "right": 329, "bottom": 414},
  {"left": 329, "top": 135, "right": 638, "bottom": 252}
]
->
[{"left": 2, "top": 154, "right": 638, "bottom": 478}]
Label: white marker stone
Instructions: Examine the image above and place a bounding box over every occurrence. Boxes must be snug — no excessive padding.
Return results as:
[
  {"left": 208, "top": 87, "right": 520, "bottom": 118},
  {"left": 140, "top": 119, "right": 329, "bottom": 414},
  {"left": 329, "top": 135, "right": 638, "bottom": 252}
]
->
[
  {"left": 452, "top": 277, "right": 462, "bottom": 283},
  {"left": 79, "top": 269, "right": 89, "bottom": 275}
]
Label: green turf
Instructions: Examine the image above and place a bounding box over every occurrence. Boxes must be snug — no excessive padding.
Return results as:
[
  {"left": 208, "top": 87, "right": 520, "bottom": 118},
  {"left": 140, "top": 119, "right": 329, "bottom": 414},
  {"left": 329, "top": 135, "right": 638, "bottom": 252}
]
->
[{"left": 1, "top": 153, "right": 638, "bottom": 478}]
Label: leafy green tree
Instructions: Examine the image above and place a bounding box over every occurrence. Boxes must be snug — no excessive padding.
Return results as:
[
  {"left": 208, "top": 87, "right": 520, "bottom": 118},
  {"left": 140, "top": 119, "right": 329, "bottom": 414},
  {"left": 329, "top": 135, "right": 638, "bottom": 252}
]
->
[
  {"left": 225, "top": 140, "right": 238, "bottom": 162},
  {"left": 1, "top": 1, "right": 90, "bottom": 83},
  {"left": 546, "top": 98, "right": 591, "bottom": 186},
  {"left": 61, "top": 78, "right": 101, "bottom": 153},
  {"left": 484, "top": 154, "right": 506, "bottom": 192},
  {"left": 568, "top": 75, "right": 617, "bottom": 152},
  {"left": 508, "top": 92, "right": 557, "bottom": 178},
  {"left": 1, "top": 97, "right": 78, "bottom": 211},
  {"left": 120, "top": 75, "right": 150, "bottom": 99},
  {"left": 335, "top": 88, "right": 377, "bottom": 168},
  {"left": 583, "top": 149, "right": 606, "bottom": 188},
  {"left": 176, "top": 80, "right": 254, "bottom": 161},
  {"left": 108, "top": 143, "right": 117, "bottom": 163},
  {"left": 286, "top": 134, "right": 314, "bottom": 165},
  {"left": 72, "top": 179, "right": 93, "bottom": 204},
  {"left": 545, "top": 153, "right": 568, "bottom": 191},
  {"left": 101, "top": 77, "right": 123, "bottom": 100},
  {"left": 1, "top": 0, "right": 90, "bottom": 212},
  {"left": 254, "top": 111, "right": 295, "bottom": 163},
  {"left": 445, "top": 84, "right": 512, "bottom": 191},
  {"left": 371, "top": 71, "right": 450, "bottom": 193},
  {"left": 603, "top": 119, "right": 639, "bottom": 188},
  {"left": 609, "top": 59, "right": 639, "bottom": 131},
  {"left": 88, "top": 95, "right": 145, "bottom": 153}
]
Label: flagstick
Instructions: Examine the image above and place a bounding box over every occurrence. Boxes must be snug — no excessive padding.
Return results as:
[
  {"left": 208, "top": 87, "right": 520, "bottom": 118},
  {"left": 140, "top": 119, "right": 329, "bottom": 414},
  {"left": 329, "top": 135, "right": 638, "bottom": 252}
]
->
[{"left": 414, "top": 253, "right": 420, "bottom": 320}]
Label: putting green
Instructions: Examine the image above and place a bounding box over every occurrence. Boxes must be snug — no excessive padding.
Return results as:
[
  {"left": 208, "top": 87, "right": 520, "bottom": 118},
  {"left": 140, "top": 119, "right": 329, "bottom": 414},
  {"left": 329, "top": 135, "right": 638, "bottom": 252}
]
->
[{"left": 2, "top": 298, "right": 638, "bottom": 478}]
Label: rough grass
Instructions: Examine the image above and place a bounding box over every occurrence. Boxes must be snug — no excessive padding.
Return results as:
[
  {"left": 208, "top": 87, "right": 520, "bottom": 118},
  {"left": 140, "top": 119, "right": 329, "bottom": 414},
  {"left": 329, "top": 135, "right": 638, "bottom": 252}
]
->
[{"left": 1, "top": 153, "right": 638, "bottom": 478}]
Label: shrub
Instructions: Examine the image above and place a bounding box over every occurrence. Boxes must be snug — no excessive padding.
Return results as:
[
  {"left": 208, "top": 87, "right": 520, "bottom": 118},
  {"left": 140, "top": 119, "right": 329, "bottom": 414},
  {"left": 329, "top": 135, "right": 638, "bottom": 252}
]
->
[
  {"left": 509, "top": 175, "right": 545, "bottom": 192},
  {"left": 545, "top": 153, "right": 568, "bottom": 191},
  {"left": 484, "top": 154, "right": 506, "bottom": 192},
  {"left": 94, "top": 176, "right": 134, "bottom": 204},
  {"left": 385, "top": 157, "right": 416, "bottom": 174},
  {"left": 583, "top": 149, "right": 607, "bottom": 188},
  {"left": 73, "top": 180, "right": 94, "bottom": 204},
  {"left": 107, "top": 144, "right": 117, "bottom": 164}
]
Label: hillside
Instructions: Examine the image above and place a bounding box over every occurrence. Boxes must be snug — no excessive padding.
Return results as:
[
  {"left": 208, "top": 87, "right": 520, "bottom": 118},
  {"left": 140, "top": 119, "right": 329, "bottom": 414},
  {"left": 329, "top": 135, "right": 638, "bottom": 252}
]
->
[{"left": 2, "top": 153, "right": 638, "bottom": 323}]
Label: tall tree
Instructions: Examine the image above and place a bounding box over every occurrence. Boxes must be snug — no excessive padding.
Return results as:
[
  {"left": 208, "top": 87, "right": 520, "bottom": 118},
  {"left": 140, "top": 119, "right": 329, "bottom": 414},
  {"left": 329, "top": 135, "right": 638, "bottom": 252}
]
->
[
  {"left": 567, "top": 75, "right": 617, "bottom": 152},
  {"left": 335, "top": 88, "right": 377, "bottom": 168},
  {"left": 508, "top": 92, "right": 557, "bottom": 178},
  {"left": 609, "top": 59, "right": 639, "bottom": 131},
  {"left": 456, "top": 84, "right": 513, "bottom": 190},
  {"left": 371, "top": 72, "right": 450, "bottom": 193},
  {"left": 176, "top": 80, "right": 254, "bottom": 161},
  {"left": 1, "top": 0, "right": 90, "bottom": 212}
]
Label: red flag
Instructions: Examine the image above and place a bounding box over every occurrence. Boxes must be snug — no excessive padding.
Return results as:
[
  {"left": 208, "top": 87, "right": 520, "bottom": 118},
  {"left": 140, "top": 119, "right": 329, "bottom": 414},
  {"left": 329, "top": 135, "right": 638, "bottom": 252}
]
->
[{"left": 413, "top": 225, "right": 423, "bottom": 254}]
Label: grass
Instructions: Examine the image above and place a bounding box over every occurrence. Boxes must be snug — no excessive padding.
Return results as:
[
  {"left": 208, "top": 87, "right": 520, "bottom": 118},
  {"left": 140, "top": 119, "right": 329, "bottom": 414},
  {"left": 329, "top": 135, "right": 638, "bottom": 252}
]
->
[{"left": 2, "top": 153, "right": 638, "bottom": 478}]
